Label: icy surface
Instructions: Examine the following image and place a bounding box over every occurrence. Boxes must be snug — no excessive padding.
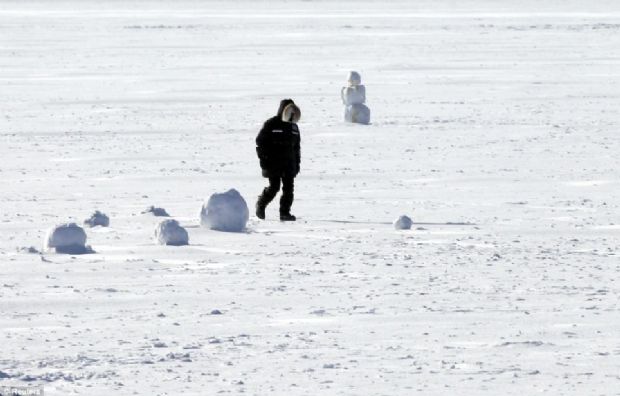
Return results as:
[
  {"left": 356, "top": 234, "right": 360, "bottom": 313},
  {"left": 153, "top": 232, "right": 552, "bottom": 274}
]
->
[
  {"left": 84, "top": 210, "right": 110, "bottom": 227},
  {"left": 154, "top": 219, "right": 189, "bottom": 246},
  {"left": 201, "top": 189, "right": 249, "bottom": 232},
  {"left": 1, "top": 0, "right": 620, "bottom": 395},
  {"left": 394, "top": 215, "right": 413, "bottom": 230},
  {"left": 44, "top": 223, "right": 90, "bottom": 254}
]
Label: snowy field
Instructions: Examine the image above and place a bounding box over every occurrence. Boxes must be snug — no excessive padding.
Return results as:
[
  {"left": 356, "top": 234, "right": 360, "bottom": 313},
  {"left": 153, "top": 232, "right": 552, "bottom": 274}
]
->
[{"left": 1, "top": 0, "right": 620, "bottom": 394}]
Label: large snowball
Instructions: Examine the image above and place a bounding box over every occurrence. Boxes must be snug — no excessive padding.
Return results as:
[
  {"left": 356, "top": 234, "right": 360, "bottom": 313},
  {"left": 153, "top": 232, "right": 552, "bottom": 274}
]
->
[
  {"left": 394, "top": 215, "right": 413, "bottom": 230},
  {"left": 155, "top": 219, "right": 189, "bottom": 246},
  {"left": 200, "top": 189, "right": 249, "bottom": 232},
  {"left": 45, "top": 223, "right": 91, "bottom": 254},
  {"left": 84, "top": 210, "right": 110, "bottom": 227}
]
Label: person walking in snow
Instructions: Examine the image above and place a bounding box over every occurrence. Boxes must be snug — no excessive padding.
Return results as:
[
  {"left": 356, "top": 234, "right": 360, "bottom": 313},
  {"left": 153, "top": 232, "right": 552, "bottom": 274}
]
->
[{"left": 255, "top": 99, "right": 301, "bottom": 221}]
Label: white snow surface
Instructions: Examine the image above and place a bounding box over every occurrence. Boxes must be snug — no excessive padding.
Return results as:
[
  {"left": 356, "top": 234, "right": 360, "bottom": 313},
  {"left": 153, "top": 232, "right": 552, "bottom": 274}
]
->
[
  {"left": 1, "top": 0, "right": 620, "bottom": 395},
  {"left": 201, "top": 189, "right": 249, "bottom": 232},
  {"left": 154, "top": 219, "right": 189, "bottom": 246}
]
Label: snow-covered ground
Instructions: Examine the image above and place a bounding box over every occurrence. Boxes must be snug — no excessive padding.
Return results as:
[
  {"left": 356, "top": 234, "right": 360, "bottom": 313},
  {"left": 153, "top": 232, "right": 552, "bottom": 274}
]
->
[{"left": 1, "top": 1, "right": 620, "bottom": 394}]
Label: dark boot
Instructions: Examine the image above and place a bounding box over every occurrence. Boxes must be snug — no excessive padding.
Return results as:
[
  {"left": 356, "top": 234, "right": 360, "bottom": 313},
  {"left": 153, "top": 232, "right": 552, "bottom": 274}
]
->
[
  {"left": 256, "top": 177, "right": 281, "bottom": 220},
  {"left": 279, "top": 176, "right": 295, "bottom": 221},
  {"left": 255, "top": 201, "right": 266, "bottom": 220},
  {"left": 280, "top": 212, "right": 296, "bottom": 221}
]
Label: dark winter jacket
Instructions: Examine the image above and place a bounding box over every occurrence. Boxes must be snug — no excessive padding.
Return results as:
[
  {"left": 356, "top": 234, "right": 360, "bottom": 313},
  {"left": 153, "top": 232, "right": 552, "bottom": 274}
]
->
[{"left": 256, "top": 99, "right": 301, "bottom": 178}]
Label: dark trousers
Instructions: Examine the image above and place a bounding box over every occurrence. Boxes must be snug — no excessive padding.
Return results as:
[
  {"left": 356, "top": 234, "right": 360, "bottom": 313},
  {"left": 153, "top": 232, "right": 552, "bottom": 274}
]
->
[{"left": 258, "top": 176, "right": 294, "bottom": 214}]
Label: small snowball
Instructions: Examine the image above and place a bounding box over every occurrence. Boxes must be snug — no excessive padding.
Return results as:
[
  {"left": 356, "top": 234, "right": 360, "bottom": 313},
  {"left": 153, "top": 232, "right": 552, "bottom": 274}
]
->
[
  {"left": 155, "top": 219, "right": 189, "bottom": 246},
  {"left": 200, "top": 189, "right": 249, "bottom": 232},
  {"left": 394, "top": 215, "right": 413, "bottom": 230},
  {"left": 84, "top": 210, "right": 110, "bottom": 227},
  {"left": 45, "top": 223, "right": 92, "bottom": 254},
  {"left": 143, "top": 206, "right": 170, "bottom": 217},
  {"left": 19, "top": 246, "right": 40, "bottom": 254}
]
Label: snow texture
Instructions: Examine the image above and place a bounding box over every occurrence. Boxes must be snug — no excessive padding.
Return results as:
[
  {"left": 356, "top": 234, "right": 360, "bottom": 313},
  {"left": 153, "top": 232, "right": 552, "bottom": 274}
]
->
[
  {"left": 44, "top": 223, "right": 91, "bottom": 254},
  {"left": 84, "top": 210, "right": 110, "bottom": 227},
  {"left": 200, "top": 189, "right": 249, "bottom": 232},
  {"left": 393, "top": 215, "right": 413, "bottom": 230},
  {"left": 154, "top": 219, "right": 189, "bottom": 246}
]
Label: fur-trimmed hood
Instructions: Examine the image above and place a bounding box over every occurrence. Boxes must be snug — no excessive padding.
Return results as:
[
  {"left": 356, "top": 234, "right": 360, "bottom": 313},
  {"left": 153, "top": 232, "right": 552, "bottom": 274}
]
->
[
  {"left": 282, "top": 103, "right": 301, "bottom": 123},
  {"left": 277, "top": 99, "right": 295, "bottom": 117}
]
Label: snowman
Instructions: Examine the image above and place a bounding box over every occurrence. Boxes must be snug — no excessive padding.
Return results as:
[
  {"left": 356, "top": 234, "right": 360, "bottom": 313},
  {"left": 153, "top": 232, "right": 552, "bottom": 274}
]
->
[{"left": 341, "top": 71, "right": 370, "bottom": 125}]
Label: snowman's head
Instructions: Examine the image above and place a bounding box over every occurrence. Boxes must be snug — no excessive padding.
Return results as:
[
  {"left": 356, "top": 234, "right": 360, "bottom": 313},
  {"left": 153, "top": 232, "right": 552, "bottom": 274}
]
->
[{"left": 348, "top": 71, "right": 361, "bottom": 86}]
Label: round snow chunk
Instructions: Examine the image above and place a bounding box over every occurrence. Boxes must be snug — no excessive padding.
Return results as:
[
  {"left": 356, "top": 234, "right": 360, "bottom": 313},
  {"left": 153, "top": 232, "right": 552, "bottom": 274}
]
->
[
  {"left": 201, "top": 189, "right": 249, "bottom": 232},
  {"left": 84, "top": 210, "right": 110, "bottom": 227},
  {"left": 344, "top": 104, "right": 370, "bottom": 125},
  {"left": 45, "top": 223, "right": 90, "bottom": 254},
  {"left": 143, "top": 206, "right": 170, "bottom": 217},
  {"left": 342, "top": 85, "right": 366, "bottom": 105},
  {"left": 155, "top": 219, "right": 189, "bottom": 246},
  {"left": 394, "top": 215, "right": 413, "bottom": 230}
]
